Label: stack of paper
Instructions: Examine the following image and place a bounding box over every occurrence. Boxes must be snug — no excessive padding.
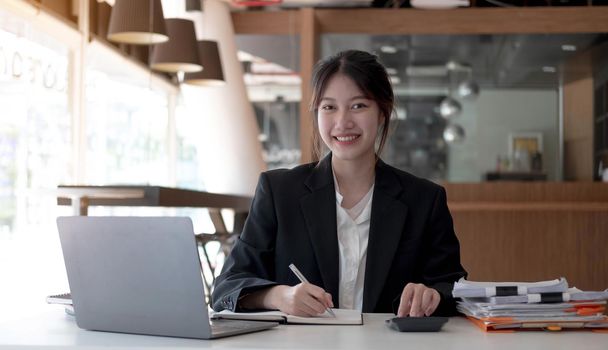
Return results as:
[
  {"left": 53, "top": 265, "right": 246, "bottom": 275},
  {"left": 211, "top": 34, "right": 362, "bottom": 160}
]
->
[{"left": 452, "top": 278, "right": 608, "bottom": 332}]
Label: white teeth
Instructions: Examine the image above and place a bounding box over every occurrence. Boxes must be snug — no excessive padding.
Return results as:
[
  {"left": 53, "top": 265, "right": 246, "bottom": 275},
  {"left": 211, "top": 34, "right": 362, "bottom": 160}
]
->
[{"left": 335, "top": 135, "right": 358, "bottom": 142}]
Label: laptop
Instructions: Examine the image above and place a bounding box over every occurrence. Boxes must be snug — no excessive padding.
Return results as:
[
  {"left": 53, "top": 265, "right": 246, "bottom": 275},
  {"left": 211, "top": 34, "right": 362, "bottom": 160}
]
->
[{"left": 56, "top": 216, "right": 278, "bottom": 339}]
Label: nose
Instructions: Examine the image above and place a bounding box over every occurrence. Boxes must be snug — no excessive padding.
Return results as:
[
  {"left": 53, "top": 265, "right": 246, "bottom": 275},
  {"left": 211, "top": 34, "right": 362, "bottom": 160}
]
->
[{"left": 335, "top": 108, "right": 354, "bottom": 130}]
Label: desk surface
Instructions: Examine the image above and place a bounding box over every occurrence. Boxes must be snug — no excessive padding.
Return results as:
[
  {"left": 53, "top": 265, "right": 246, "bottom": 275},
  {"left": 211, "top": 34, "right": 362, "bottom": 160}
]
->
[{"left": 1, "top": 309, "right": 606, "bottom": 349}]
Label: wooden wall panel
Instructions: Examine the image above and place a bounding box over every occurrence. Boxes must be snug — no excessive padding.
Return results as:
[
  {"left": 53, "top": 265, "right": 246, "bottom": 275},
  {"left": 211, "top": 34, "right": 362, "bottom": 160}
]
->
[
  {"left": 452, "top": 211, "right": 608, "bottom": 291},
  {"left": 315, "top": 8, "right": 608, "bottom": 35},
  {"left": 299, "top": 8, "right": 318, "bottom": 164},
  {"left": 445, "top": 183, "right": 608, "bottom": 291},
  {"left": 443, "top": 182, "right": 608, "bottom": 202},
  {"left": 232, "top": 10, "right": 299, "bottom": 35}
]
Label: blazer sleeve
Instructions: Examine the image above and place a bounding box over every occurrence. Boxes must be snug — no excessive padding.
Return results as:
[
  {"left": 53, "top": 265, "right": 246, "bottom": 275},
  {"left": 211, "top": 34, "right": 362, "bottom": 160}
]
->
[
  {"left": 211, "top": 172, "right": 279, "bottom": 312},
  {"left": 422, "top": 186, "right": 467, "bottom": 316}
]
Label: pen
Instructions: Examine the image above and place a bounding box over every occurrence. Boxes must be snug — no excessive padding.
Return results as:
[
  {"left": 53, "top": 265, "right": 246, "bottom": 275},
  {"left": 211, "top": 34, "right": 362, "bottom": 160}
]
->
[{"left": 289, "top": 263, "right": 336, "bottom": 317}]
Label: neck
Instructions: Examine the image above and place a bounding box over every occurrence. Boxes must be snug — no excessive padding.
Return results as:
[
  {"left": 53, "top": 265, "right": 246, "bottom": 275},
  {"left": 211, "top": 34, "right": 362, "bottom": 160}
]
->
[{"left": 331, "top": 152, "right": 376, "bottom": 193}]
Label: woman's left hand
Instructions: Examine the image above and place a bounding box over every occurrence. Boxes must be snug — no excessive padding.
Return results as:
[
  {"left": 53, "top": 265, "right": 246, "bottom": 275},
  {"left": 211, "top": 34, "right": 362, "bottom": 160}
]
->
[{"left": 397, "top": 283, "right": 440, "bottom": 317}]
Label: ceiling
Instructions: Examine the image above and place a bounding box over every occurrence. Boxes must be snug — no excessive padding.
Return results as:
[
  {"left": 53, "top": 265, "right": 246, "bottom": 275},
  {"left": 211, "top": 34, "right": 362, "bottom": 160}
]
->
[
  {"left": 237, "top": 32, "right": 608, "bottom": 90},
  {"left": 326, "top": 33, "right": 606, "bottom": 89}
]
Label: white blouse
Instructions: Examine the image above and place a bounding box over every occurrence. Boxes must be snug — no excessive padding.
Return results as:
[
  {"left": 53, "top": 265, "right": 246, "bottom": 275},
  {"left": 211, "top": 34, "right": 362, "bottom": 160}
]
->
[{"left": 333, "top": 173, "right": 374, "bottom": 311}]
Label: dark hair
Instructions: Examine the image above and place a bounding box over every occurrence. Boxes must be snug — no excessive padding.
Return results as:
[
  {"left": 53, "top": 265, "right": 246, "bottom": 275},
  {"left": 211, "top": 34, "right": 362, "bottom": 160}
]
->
[{"left": 309, "top": 50, "right": 394, "bottom": 162}]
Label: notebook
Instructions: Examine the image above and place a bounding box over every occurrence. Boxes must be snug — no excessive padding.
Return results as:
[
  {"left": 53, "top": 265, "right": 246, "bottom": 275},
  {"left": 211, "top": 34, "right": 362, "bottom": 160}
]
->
[{"left": 212, "top": 308, "right": 363, "bottom": 325}]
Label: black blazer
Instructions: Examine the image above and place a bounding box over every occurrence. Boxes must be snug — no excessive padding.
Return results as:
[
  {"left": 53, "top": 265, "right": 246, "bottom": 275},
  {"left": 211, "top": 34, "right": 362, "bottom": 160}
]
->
[{"left": 212, "top": 154, "right": 467, "bottom": 315}]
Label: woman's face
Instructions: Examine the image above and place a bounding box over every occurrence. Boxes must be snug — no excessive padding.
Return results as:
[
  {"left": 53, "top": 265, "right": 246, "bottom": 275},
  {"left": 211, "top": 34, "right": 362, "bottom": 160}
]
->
[{"left": 317, "top": 73, "right": 383, "bottom": 163}]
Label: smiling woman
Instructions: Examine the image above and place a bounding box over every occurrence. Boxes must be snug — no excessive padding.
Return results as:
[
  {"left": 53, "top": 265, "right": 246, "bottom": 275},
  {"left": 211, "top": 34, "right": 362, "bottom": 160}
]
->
[{"left": 212, "top": 50, "right": 466, "bottom": 318}]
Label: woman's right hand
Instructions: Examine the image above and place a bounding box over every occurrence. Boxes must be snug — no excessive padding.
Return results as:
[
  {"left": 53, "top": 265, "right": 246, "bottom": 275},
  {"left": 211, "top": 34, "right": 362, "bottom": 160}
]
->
[{"left": 249, "top": 283, "right": 333, "bottom": 317}]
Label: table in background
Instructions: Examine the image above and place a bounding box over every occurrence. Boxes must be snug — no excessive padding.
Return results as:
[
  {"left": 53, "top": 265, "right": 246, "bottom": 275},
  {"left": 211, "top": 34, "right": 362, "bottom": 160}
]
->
[
  {"left": 0, "top": 309, "right": 606, "bottom": 349},
  {"left": 56, "top": 185, "right": 253, "bottom": 297}
]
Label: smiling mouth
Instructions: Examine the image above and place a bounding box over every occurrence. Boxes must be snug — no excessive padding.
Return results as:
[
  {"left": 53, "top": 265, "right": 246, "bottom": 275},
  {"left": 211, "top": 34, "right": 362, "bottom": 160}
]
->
[{"left": 334, "top": 135, "right": 360, "bottom": 142}]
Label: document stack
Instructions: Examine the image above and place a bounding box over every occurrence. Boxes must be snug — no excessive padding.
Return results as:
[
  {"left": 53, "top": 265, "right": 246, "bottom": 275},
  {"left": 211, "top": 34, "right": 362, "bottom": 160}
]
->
[{"left": 452, "top": 277, "right": 608, "bottom": 332}]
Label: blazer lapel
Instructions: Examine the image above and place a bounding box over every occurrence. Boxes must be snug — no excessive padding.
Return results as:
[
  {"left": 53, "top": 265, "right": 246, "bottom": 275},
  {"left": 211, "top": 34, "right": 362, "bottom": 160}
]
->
[
  {"left": 299, "top": 154, "right": 340, "bottom": 305},
  {"left": 362, "top": 160, "right": 408, "bottom": 312}
]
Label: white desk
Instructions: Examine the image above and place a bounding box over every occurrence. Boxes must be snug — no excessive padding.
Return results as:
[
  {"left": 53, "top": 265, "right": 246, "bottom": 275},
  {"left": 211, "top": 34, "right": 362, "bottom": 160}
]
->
[{"left": 1, "top": 309, "right": 606, "bottom": 350}]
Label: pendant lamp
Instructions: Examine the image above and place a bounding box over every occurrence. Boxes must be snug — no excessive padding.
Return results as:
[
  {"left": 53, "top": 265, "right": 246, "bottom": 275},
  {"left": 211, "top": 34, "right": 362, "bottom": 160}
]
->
[
  {"left": 150, "top": 18, "right": 202, "bottom": 73},
  {"left": 184, "top": 40, "right": 225, "bottom": 87},
  {"left": 107, "top": 0, "right": 168, "bottom": 45}
]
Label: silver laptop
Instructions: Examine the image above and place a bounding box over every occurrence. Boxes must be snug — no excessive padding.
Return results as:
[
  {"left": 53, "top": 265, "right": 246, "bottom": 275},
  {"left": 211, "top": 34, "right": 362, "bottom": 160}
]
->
[{"left": 56, "top": 216, "right": 277, "bottom": 339}]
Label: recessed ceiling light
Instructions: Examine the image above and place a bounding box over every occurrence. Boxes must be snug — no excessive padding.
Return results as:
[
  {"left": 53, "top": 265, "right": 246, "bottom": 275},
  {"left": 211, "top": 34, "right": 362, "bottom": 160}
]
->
[
  {"left": 411, "top": 0, "right": 470, "bottom": 9},
  {"left": 386, "top": 67, "right": 398, "bottom": 75},
  {"left": 561, "top": 44, "right": 577, "bottom": 52},
  {"left": 380, "top": 45, "right": 398, "bottom": 54},
  {"left": 542, "top": 66, "right": 557, "bottom": 73}
]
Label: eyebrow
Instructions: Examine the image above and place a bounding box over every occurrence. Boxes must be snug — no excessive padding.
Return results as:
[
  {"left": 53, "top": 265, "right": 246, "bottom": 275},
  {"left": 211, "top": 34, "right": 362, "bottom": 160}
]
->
[{"left": 320, "top": 95, "right": 370, "bottom": 102}]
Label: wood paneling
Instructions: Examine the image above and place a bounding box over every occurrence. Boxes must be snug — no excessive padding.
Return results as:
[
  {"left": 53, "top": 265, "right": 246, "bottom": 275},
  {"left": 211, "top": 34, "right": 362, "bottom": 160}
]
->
[
  {"left": 39, "top": 0, "right": 76, "bottom": 24},
  {"left": 443, "top": 182, "right": 608, "bottom": 202},
  {"left": 453, "top": 211, "right": 608, "bottom": 291},
  {"left": 315, "top": 8, "right": 608, "bottom": 35},
  {"left": 232, "top": 10, "right": 300, "bottom": 35},
  {"left": 299, "top": 8, "right": 318, "bottom": 164},
  {"left": 445, "top": 183, "right": 608, "bottom": 291},
  {"left": 233, "top": 8, "right": 608, "bottom": 35}
]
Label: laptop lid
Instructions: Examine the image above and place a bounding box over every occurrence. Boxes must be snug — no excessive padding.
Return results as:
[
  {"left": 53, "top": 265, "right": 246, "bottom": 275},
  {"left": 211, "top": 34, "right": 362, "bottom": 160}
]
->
[{"left": 57, "top": 216, "right": 272, "bottom": 339}]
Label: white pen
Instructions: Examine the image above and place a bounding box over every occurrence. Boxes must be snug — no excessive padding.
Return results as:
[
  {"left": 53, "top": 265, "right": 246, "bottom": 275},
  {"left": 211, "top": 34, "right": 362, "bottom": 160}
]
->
[{"left": 289, "top": 263, "right": 336, "bottom": 317}]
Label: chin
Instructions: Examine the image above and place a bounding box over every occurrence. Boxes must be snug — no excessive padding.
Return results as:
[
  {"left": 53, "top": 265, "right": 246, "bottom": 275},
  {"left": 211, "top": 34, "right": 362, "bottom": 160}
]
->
[{"left": 331, "top": 148, "right": 372, "bottom": 162}]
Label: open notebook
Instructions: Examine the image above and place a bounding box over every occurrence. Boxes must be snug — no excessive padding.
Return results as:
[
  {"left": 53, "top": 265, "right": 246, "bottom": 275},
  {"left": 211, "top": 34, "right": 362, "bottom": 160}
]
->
[{"left": 211, "top": 308, "right": 362, "bottom": 325}]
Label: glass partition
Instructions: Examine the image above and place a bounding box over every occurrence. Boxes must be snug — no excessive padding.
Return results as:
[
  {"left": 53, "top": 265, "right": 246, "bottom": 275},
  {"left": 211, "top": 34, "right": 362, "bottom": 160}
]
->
[{"left": 321, "top": 33, "right": 606, "bottom": 182}]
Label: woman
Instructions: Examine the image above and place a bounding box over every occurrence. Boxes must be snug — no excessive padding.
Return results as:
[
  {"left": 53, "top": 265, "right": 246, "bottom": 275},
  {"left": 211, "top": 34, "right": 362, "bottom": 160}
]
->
[{"left": 212, "top": 50, "right": 466, "bottom": 317}]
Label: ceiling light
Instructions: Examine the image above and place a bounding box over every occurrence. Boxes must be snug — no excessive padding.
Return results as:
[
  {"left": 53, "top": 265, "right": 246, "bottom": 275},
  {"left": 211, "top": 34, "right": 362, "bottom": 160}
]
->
[
  {"left": 396, "top": 107, "right": 407, "bottom": 120},
  {"left": 457, "top": 80, "right": 480, "bottom": 100},
  {"left": 107, "top": 0, "right": 168, "bottom": 45},
  {"left": 443, "top": 124, "right": 465, "bottom": 143},
  {"left": 411, "top": 0, "right": 470, "bottom": 10},
  {"left": 542, "top": 66, "right": 557, "bottom": 73},
  {"left": 439, "top": 97, "right": 462, "bottom": 118},
  {"left": 380, "top": 45, "right": 397, "bottom": 54},
  {"left": 561, "top": 44, "right": 577, "bottom": 52},
  {"left": 386, "top": 67, "right": 398, "bottom": 75},
  {"left": 184, "top": 40, "right": 226, "bottom": 87},
  {"left": 150, "top": 18, "right": 202, "bottom": 73}
]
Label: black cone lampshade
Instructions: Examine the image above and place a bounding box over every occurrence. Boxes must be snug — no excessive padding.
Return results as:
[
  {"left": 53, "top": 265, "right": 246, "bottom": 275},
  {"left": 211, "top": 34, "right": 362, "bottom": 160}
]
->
[
  {"left": 107, "top": 0, "right": 168, "bottom": 45},
  {"left": 150, "top": 18, "right": 202, "bottom": 73},
  {"left": 184, "top": 40, "right": 225, "bottom": 87}
]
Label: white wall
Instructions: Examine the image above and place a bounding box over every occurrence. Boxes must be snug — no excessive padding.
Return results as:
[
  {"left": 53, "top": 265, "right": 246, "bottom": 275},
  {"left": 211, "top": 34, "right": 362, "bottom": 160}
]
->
[
  {"left": 447, "top": 89, "right": 559, "bottom": 182},
  {"left": 181, "top": 0, "right": 266, "bottom": 196}
]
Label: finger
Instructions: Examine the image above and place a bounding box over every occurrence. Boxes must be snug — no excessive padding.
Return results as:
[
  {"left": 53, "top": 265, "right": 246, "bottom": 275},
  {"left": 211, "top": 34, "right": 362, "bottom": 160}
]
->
[
  {"left": 425, "top": 290, "right": 441, "bottom": 316},
  {"left": 303, "top": 283, "right": 332, "bottom": 309},
  {"left": 397, "top": 284, "right": 415, "bottom": 317},
  {"left": 300, "top": 291, "right": 328, "bottom": 315},
  {"left": 325, "top": 292, "right": 334, "bottom": 308},
  {"left": 421, "top": 289, "right": 433, "bottom": 315},
  {"left": 409, "top": 286, "right": 423, "bottom": 317},
  {"left": 296, "top": 300, "right": 324, "bottom": 317}
]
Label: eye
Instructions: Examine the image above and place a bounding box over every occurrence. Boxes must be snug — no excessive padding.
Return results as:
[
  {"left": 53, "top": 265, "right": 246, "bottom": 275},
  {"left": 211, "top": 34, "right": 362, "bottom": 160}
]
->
[
  {"left": 352, "top": 103, "right": 368, "bottom": 110},
  {"left": 320, "top": 104, "right": 335, "bottom": 111}
]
